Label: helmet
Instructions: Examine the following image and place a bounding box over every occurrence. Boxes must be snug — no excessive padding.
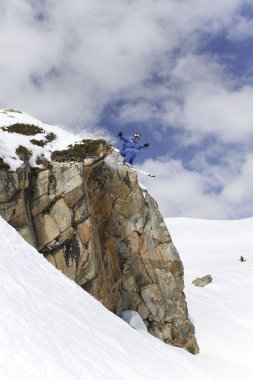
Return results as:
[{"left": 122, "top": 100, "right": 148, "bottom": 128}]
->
[{"left": 134, "top": 132, "right": 141, "bottom": 139}]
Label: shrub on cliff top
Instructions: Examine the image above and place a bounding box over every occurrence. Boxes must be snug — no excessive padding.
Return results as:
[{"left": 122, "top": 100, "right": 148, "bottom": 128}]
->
[
  {"left": 51, "top": 139, "right": 111, "bottom": 162},
  {"left": 15, "top": 145, "right": 32, "bottom": 161},
  {"left": 5, "top": 109, "right": 22, "bottom": 114},
  {"left": 45, "top": 132, "right": 57, "bottom": 142},
  {"left": 35, "top": 154, "right": 52, "bottom": 169},
  {"left": 30, "top": 132, "right": 56, "bottom": 147},
  {"left": 2, "top": 123, "right": 44, "bottom": 136},
  {"left": 30, "top": 139, "right": 47, "bottom": 147}
]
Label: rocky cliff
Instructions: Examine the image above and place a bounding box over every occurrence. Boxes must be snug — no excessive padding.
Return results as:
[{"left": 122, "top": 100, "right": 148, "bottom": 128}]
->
[{"left": 0, "top": 130, "right": 199, "bottom": 353}]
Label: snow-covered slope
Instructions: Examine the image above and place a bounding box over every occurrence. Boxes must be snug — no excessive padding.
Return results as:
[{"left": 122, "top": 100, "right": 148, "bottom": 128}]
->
[
  {"left": 1, "top": 215, "right": 253, "bottom": 380},
  {"left": 166, "top": 217, "right": 253, "bottom": 380},
  {"left": 0, "top": 216, "right": 195, "bottom": 380},
  {"left": 0, "top": 109, "right": 107, "bottom": 170}
]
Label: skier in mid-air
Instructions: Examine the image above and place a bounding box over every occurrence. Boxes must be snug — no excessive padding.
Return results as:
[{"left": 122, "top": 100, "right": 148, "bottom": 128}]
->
[{"left": 117, "top": 132, "right": 149, "bottom": 167}]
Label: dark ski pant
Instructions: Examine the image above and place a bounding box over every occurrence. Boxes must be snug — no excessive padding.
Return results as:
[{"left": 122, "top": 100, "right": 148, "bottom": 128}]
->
[{"left": 120, "top": 149, "right": 139, "bottom": 164}]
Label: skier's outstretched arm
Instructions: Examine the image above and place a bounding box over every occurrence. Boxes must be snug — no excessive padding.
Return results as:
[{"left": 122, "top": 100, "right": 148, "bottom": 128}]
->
[
  {"left": 117, "top": 132, "right": 130, "bottom": 143},
  {"left": 120, "top": 135, "right": 129, "bottom": 142},
  {"left": 138, "top": 143, "right": 149, "bottom": 150}
]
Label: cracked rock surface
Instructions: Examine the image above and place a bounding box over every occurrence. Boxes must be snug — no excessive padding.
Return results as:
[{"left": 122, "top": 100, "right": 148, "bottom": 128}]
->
[{"left": 0, "top": 153, "right": 199, "bottom": 354}]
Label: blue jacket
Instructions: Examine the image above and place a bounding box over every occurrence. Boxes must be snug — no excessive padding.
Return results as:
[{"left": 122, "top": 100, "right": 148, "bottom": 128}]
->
[{"left": 119, "top": 135, "right": 144, "bottom": 154}]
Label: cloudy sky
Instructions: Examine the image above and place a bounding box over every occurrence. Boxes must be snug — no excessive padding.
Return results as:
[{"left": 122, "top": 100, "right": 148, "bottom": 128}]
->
[{"left": 1, "top": 0, "right": 253, "bottom": 219}]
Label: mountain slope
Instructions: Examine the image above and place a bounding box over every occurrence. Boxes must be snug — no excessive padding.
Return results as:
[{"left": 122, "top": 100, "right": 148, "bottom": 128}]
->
[
  {"left": 0, "top": 108, "right": 107, "bottom": 170},
  {"left": 0, "top": 216, "right": 198, "bottom": 380},
  {"left": 166, "top": 217, "right": 253, "bottom": 380},
  {"left": 1, "top": 216, "right": 253, "bottom": 379}
]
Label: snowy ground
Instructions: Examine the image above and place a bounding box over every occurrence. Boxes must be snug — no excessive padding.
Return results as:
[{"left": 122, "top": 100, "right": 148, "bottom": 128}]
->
[
  {"left": 0, "top": 215, "right": 252, "bottom": 380},
  {"left": 0, "top": 109, "right": 108, "bottom": 170},
  {"left": 166, "top": 217, "right": 253, "bottom": 380}
]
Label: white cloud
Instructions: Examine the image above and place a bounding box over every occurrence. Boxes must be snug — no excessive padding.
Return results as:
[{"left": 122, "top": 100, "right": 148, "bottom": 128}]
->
[
  {"left": 222, "top": 154, "right": 253, "bottom": 204},
  {"left": 228, "top": 15, "right": 253, "bottom": 40},
  {"left": 179, "top": 82, "right": 253, "bottom": 143},
  {"left": 139, "top": 154, "right": 253, "bottom": 219},
  {"left": 0, "top": 0, "right": 251, "bottom": 128},
  {"left": 139, "top": 158, "right": 229, "bottom": 218},
  {"left": 1, "top": 0, "right": 253, "bottom": 218},
  {"left": 115, "top": 51, "right": 253, "bottom": 146}
]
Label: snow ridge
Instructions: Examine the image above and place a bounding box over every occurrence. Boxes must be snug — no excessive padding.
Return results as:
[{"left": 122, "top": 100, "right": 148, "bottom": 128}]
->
[{"left": 0, "top": 109, "right": 107, "bottom": 170}]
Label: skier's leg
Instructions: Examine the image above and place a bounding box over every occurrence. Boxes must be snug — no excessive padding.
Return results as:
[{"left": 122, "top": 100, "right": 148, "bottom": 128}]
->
[
  {"left": 124, "top": 149, "right": 136, "bottom": 164},
  {"left": 120, "top": 149, "right": 126, "bottom": 158},
  {"left": 124, "top": 150, "right": 138, "bottom": 165},
  {"left": 129, "top": 150, "right": 138, "bottom": 164}
]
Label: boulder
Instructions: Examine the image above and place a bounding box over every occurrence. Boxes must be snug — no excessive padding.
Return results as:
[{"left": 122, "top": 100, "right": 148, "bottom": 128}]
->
[{"left": 192, "top": 275, "right": 213, "bottom": 287}]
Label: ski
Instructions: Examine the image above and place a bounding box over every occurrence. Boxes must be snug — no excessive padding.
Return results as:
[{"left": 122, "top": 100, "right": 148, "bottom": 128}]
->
[{"left": 120, "top": 164, "right": 155, "bottom": 177}]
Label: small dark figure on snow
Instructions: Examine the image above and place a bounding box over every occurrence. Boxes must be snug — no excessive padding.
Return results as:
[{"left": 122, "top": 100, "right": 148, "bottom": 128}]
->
[
  {"left": 240, "top": 256, "right": 246, "bottom": 262},
  {"left": 117, "top": 132, "right": 149, "bottom": 166}
]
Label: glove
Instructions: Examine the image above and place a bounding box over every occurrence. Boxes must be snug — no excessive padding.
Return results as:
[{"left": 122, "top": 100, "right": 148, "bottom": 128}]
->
[
  {"left": 117, "top": 132, "right": 123, "bottom": 137},
  {"left": 143, "top": 143, "right": 149, "bottom": 148}
]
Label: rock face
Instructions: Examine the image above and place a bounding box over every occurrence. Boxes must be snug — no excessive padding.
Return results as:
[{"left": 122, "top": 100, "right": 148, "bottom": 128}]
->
[{"left": 0, "top": 150, "right": 199, "bottom": 354}]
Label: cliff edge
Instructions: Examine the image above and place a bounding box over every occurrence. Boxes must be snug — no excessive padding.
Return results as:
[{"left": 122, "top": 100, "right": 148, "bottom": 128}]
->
[{"left": 0, "top": 110, "right": 199, "bottom": 353}]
